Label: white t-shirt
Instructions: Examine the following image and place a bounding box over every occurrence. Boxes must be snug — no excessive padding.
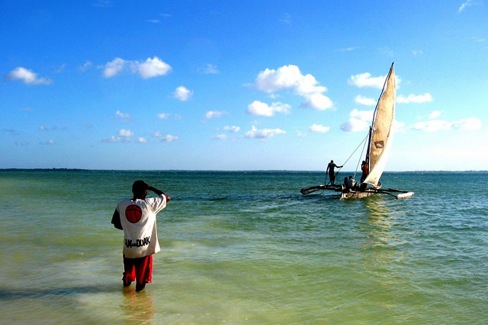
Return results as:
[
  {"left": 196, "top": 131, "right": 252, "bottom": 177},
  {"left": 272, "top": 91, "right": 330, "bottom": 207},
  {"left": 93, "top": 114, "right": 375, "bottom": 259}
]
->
[{"left": 117, "top": 195, "right": 167, "bottom": 258}]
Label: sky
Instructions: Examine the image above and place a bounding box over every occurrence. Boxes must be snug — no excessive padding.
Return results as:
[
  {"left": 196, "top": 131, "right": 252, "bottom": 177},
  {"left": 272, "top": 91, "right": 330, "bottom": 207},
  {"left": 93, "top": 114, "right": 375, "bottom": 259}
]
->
[{"left": 1, "top": 0, "right": 487, "bottom": 171}]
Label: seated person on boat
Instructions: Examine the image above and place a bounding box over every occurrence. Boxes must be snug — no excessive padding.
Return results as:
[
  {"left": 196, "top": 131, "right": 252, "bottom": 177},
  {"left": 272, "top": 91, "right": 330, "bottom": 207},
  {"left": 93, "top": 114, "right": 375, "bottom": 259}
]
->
[{"left": 342, "top": 176, "right": 358, "bottom": 192}]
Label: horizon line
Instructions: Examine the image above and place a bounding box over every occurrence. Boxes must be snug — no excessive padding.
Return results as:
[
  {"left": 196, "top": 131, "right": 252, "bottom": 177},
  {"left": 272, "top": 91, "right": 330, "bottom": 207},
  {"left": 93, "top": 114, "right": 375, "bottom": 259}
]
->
[{"left": 1, "top": 168, "right": 487, "bottom": 173}]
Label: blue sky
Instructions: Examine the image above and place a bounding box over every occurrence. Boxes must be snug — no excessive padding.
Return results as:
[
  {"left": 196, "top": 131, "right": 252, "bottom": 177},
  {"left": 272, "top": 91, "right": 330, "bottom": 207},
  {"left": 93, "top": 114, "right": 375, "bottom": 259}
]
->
[{"left": 1, "top": 0, "right": 487, "bottom": 171}]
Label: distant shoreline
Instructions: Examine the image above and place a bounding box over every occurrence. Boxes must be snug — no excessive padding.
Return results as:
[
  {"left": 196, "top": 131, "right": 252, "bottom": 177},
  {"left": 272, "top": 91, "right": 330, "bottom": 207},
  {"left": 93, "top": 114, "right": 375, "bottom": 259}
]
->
[{"left": 1, "top": 168, "right": 487, "bottom": 173}]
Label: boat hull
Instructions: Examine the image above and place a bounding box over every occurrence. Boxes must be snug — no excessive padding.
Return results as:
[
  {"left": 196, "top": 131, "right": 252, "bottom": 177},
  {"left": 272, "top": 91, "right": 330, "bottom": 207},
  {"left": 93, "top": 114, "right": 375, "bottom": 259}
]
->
[
  {"left": 340, "top": 189, "right": 378, "bottom": 200},
  {"left": 341, "top": 188, "right": 415, "bottom": 200}
]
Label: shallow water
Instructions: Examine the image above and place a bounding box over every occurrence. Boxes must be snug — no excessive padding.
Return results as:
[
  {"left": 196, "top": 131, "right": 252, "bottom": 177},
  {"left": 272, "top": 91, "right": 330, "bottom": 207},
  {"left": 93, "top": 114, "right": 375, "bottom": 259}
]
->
[{"left": 0, "top": 170, "right": 487, "bottom": 324}]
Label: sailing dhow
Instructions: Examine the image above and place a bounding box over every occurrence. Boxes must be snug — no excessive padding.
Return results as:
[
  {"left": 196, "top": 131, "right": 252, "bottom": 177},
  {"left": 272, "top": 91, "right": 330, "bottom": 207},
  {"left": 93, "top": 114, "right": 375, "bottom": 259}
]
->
[{"left": 301, "top": 63, "right": 414, "bottom": 200}]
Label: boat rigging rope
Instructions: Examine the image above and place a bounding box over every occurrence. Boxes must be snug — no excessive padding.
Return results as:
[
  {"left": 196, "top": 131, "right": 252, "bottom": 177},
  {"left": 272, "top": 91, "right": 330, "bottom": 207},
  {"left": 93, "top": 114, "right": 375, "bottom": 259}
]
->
[
  {"left": 325, "top": 132, "right": 369, "bottom": 185},
  {"left": 353, "top": 134, "right": 369, "bottom": 180},
  {"left": 338, "top": 133, "right": 369, "bottom": 180}
]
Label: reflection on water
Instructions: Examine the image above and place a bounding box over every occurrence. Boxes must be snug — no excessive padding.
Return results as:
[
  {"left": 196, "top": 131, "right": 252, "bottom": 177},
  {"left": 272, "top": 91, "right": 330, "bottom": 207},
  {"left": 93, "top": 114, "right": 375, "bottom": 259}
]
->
[
  {"left": 121, "top": 287, "right": 155, "bottom": 324},
  {"left": 365, "top": 197, "right": 393, "bottom": 246},
  {"left": 361, "top": 197, "right": 408, "bottom": 268}
]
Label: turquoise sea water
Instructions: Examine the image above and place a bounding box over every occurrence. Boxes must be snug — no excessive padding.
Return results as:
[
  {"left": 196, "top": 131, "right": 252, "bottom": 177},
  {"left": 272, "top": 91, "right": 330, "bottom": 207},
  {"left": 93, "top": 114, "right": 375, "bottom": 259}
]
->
[{"left": 0, "top": 170, "right": 487, "bottom": 324}]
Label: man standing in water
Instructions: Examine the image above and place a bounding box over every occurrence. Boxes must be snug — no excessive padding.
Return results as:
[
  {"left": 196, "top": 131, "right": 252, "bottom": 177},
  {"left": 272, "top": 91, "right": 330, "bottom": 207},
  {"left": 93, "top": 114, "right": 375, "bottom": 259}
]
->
[
  {"left": 112, "top": 180, "right": 170, "bottom": 292},
  {"left": 326, "top": 160, "right": 343, "bottom": 185}
]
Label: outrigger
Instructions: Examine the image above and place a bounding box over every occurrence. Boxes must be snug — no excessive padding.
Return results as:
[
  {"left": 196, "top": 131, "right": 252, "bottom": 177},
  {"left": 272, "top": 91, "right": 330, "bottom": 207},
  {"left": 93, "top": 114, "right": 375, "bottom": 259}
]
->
[{"left": 300, "top": 63, "right": 414, "bottom": 200}]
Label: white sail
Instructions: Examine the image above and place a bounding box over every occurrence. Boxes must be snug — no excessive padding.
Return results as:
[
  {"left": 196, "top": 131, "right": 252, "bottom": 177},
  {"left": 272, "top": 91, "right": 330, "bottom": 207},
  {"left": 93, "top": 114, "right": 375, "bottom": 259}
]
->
[{"left": 363, "top": 63, "right": 396, "bottom": 187}]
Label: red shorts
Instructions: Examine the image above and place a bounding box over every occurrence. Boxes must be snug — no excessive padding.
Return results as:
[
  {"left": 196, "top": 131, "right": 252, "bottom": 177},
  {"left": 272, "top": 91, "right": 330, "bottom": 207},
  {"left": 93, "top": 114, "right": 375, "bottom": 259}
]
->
[{"left": 123, "top": 255, "right": 153, "bottom": 285}]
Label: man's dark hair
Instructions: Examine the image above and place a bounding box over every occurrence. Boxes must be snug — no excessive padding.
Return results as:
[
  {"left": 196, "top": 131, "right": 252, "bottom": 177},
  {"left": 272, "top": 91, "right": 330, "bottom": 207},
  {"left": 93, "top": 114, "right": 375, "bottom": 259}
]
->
[{"left": 132, "top": 180, "right": 149, "bottom": 196}]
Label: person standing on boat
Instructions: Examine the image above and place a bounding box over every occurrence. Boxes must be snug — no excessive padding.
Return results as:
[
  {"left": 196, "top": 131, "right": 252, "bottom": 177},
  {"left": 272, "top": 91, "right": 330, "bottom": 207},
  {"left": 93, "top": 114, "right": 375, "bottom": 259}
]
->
[
  {"left": 326, "top": 160, "right": 343, "bottom": 185},
  {"left": 360, "top": 160, "right": 369, "bottom": 183},
  {"left": 111, "top": 180, "right": 171, "bottom": 292}
]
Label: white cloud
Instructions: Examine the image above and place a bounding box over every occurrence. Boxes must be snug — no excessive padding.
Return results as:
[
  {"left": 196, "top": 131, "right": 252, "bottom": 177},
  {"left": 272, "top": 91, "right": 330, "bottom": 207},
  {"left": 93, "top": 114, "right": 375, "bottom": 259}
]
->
[
  {"left": 301, "top": 92, "right": 333, "bottom": 110},
  {"left": 428, "top": 111, "right": 442, "bottom": 119},
  {"left": 309, "top": 124, "right": 330, "bottom": 133},
  {"left": 397, "top": 93, "right": 433, "bottom": 104},
  {"left": 247, "top": 100, "right": 290, "bottom": 117},
  {"left": 351, "top": 108, "right": 374, "bottom": 122},
  {"left": 394, "top": 120, "right": 406, "bottom": 132},
  {"left": 118, "top": 129, "right": 134, "bottom": 138},
  {"left": 102, "top": 136, "right": 121, "bottom": 143},
  {"left": 458, "top": 0, "right": 475, "bottom": 12},
  {"left": 136, "top": 137, "right": 148, "bottom": 143},
  {"left": 39, "top": 124, "right": 64, "bottom": 132},
  {"left": 200, "top": 63, "right": 219, "bottom": 74},
  {"left": 296, "top": 130, "right": 307, "bottom": 138},
  {"left": 103, "top": 58, "right": 126, "bottom": 78},
  {"left": 340, "top": 109, "right": 374, "bottom": 132},
  {"left": 54, "top": 64, "right": 67, "bottom": 73},
  {"left": 152, "top": 131, "right": 178, "bottom": 142},
  {"left": 412, "top": 117, "right": 481, "bottom": 132},
  {"left": 79, "top": 61, "right": 93, "bottom": 72},
  {"left": 244, "top": 125, "right": 286, "bottom": 139},
  {"left": 336, "top": 46, "right": 358, "bottom": 52},
  {"left": 348, "top": 72, "right": 386, "bottom": 89},
  {"left": 7, "top": 67, "right": 52, "bottom": 85},
  {"left": 256, "top": 65, "right": 302, "bottom": 92},
  {"left": 137, "top": 56, "right": 171, "bottom": 78},
  {"left": 212, "top": 134, "right": 228, "bottom": 140},
  {"left": 206, "top": 111, "right": 224, "bottom": 119},
  {"left": 295, "top": 73, "right": 327, "bottom": 95},
  {"left": 341, "top": 118, "right": 369, "bottom": 132},
  {"left": 472, "top": 37, "right": 486, "bottom": 43},
  {"left": 255, "top": 65, "right": 333, "bottom": 110},
  {"left": 224, "top": 125, "right": 240, "bottom": 133},
  {"left": 40, "top": 139, "right": 56, "bottom": 145},
  {"left": 355, "top": 95, "right": 376, "bottom": 106},
  {"left": 412, "top": 120, "right": 452, "bottom": 132},
  {"left": 115, "top": 110, "right": 130, "bottom": 119},
  {"left": 280, "top": 13, "right": 292, "bottom": 24},
  {"left": 157, "top": 113, "right": 170, "bottom": 120},
  {"left": 102, "top": 56, "right": 171, "bottom": 78},
  {"left": 452, "top": 118, "right": 481, "bottom": 130},
  {"left": 174, "top": 86, "right": 192, "bottom": 101},
  {"left": 162, "top": 134, "right": 178, "bottom": 142}
]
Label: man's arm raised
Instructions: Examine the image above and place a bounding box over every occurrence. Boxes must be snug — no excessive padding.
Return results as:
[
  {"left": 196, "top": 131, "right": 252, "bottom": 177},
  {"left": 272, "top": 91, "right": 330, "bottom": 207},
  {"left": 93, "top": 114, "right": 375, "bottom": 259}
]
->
[{"left": 148, "top": 185, "right": 171, "bottom": 202}]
